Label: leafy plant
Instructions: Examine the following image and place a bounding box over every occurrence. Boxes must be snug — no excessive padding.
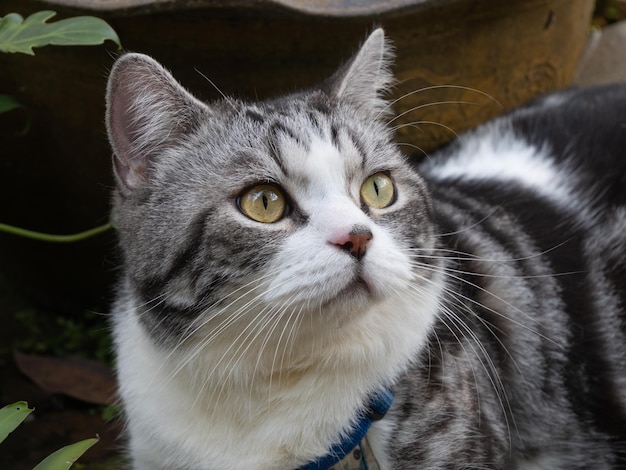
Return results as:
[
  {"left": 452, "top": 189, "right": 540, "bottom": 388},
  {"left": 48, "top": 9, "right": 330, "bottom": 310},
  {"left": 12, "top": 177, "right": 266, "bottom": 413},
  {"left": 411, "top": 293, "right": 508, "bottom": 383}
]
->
[
  {"left": 0, "top": 10, "right": 119, "bottom": 241},
  {"left": 12, "top": 308, "right": 114, "bottom": 365},
  {"left": 0, "top": 93, "right": 23, "bottom": 114},
  {"left": 0, "top": 93, "right": 28, "bottom": 134},
  {"left": 0, "top": 402, "right": 98, "bottom": 469},
  {"left": 0, "top": 11, "right": 120, "bottom": 468},
  {"left": 0, "top": 11, "right": 120, "bottom": 55}
]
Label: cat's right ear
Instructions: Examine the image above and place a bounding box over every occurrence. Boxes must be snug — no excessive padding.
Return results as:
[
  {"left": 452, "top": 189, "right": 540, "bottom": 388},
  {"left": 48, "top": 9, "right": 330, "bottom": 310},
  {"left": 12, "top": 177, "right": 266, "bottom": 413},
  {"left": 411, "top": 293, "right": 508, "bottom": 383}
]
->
[
  {"left": 327, "top": 28, "right": 395, "bottom": 118},
  {"left": 106, "top": 53, "right": 207, "bottom": 192}
]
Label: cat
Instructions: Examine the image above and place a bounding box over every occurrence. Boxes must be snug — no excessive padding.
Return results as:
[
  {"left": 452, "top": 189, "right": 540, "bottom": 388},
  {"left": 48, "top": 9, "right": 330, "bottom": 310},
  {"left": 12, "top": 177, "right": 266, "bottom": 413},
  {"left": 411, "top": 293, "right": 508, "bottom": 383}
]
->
[{"left": 106, "top": 28, "right": 626, "bottom": 469}]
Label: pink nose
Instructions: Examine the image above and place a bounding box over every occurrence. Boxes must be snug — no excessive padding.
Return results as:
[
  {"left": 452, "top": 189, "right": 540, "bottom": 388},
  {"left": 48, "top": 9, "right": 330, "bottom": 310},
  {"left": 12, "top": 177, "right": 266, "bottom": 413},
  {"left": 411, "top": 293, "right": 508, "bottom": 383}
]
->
[{"left": 331, "top": 226, "right": 373, "bottom": 260}]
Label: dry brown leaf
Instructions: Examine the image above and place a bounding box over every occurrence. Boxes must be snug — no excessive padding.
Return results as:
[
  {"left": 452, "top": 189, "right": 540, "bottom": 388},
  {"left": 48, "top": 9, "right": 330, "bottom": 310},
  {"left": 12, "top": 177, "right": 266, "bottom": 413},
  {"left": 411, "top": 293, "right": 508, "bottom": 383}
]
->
[{"left": 14, "top": 352, "right": 117, "bottom": 405}]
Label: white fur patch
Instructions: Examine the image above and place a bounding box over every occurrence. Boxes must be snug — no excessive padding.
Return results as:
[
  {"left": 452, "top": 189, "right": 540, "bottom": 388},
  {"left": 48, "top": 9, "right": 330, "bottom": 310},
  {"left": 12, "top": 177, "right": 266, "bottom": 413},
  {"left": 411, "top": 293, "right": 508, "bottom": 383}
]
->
[
  {"left": 422, "top": 124, "right": 615, "bottom": 236},
  {"left": 422, "top": 125, "right": 579, "bottom": 214},
  {"left": 266, "top": 135, "right": 414, "bottom": 304}
]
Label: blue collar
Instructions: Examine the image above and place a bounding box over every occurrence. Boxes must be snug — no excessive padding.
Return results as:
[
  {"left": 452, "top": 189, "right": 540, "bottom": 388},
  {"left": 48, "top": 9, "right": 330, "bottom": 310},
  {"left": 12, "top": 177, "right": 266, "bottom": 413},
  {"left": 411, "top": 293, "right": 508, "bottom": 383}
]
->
[{"left": 297, "top": 388, "right": 393, "bottom": 470}]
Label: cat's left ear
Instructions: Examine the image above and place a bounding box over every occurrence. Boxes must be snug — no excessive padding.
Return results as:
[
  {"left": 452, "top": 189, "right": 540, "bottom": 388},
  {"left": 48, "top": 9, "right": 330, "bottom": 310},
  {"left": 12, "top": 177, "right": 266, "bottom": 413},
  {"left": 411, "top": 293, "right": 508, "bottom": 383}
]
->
[
  {"left": 106, "top": 53, "right": 209, "bottom": 192},
  {"left": 328, "top": 28, "right": 395, "bottom": 117}
]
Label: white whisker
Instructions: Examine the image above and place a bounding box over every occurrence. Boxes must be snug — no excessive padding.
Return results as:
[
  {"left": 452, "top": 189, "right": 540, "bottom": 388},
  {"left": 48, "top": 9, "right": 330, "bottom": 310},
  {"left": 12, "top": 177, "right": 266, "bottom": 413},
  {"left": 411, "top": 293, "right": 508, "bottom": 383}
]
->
[
  {"left": 391, "top": 119, "right": 459, "bottom": 138},
  {"left": 376, "top": 83, "right": 503, "bottom": 119},
  {"left": 387, "top": 100, "right": 478, "bottom": 126},
  {"left": 194, "top": 67, "right": 239, "bottom": 112}
]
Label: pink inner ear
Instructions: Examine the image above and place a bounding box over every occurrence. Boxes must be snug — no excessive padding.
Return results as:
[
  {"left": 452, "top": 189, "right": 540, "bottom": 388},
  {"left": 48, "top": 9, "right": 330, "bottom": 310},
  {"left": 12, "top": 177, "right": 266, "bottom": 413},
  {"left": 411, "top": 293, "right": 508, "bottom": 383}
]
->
[
  {"left": 107, "top": 53, "right": 209, "bottom": 192},
  {"left": 113, "top": 152, "right": 148, "bottom": 190},
  {"left": 108, "top": 70, "right": 152, "bottom": 191}
]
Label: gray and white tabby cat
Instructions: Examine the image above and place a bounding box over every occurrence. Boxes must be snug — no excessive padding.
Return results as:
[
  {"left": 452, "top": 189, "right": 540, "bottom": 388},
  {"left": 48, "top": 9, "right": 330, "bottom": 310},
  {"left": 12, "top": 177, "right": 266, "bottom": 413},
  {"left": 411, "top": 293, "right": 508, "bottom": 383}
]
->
[{"left": 106, "top": 29, "right": 626, "bottom": 469}]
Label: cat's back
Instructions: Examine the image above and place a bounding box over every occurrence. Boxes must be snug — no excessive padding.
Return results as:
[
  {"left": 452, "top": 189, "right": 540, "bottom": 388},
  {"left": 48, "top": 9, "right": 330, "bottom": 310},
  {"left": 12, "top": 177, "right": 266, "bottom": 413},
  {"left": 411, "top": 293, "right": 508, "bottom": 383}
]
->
[
  {"left": 420, "top": 83, "right": 626, "bottom": 211},
  {"left": 396, "top": 83, "right": 626, "bottom": 468},
  {"left": 419, "top": 83, "right": 626, "bottom": 292}
]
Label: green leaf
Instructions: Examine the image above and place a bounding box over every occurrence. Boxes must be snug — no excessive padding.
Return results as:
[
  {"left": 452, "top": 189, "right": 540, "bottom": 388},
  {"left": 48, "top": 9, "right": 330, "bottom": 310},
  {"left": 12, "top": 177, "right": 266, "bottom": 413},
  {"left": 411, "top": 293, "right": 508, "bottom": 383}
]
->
[
  {"left": 32, "top": 436, "right": 99, "bottom": 470},
  {"left": 0, "top": 94, "right": 23, "bottom": 114},
  {"left": 0, "top": 401, "right": 33, "bottom": 444},
  {"left": 0, "top": 11, "right": 121, "bottom": 55},
  {"left": 0, "top": 94, "right": 30, "bottom": 134}
]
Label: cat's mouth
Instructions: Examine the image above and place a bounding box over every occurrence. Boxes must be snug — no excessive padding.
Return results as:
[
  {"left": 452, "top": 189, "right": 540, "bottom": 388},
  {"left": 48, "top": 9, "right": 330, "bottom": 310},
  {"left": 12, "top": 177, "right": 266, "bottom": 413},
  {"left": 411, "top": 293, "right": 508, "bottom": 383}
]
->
[
  {"left": 323, "top": 274, "right": 373, "bottom": 309},
  {"left": 352, "top": 276, "right": 371, "bottom": 294}
]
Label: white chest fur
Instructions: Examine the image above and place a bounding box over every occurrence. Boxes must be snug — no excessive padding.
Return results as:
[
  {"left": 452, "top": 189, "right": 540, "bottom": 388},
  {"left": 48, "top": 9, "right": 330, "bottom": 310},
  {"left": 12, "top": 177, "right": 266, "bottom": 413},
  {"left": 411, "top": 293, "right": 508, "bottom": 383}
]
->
[{"left": 114, "top": 273, "right": 441, "bottom": 470}]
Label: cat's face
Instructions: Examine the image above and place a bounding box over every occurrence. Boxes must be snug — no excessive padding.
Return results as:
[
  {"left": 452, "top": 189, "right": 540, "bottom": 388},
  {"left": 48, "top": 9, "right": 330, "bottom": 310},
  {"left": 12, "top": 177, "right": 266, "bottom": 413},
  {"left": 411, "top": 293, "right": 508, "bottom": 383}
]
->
[{"left": 107, "top": 30, "right": 440, "bottom": 353}]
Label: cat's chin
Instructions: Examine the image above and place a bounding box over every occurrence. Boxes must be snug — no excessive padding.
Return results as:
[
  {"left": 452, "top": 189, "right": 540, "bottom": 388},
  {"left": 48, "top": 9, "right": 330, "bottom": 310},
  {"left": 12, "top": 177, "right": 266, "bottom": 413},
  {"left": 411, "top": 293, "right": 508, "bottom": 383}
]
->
[
  {"left": 322, "top": 275, "right": 372, "bottom": 310},
  {"left": 310, "top": 276, "right": 400, "bottom": 330}
]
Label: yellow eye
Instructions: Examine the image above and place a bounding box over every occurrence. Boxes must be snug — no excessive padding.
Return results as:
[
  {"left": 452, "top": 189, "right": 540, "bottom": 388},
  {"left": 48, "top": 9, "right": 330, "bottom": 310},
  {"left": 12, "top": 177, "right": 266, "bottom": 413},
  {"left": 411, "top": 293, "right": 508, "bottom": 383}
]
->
[
  {"left": 238, "top": 184, "right": 286, "bottom": 223},
  {"left": 360, "top": 172, "right": 395, "bottom": 209}
]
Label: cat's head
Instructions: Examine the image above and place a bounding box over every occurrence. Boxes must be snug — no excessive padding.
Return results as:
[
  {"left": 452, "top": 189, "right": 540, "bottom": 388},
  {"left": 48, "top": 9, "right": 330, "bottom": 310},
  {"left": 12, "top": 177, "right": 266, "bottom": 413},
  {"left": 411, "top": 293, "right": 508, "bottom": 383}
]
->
[{"left": 106, "top": 29, "right": 441, "bottom": 360}]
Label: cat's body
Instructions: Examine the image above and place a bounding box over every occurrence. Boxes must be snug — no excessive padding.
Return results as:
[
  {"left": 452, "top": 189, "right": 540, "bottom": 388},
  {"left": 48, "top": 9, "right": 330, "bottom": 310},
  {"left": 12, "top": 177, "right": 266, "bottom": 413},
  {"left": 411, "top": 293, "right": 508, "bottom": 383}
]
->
[
  {"left": 107, "top": 29, "right": 626, "bottom": 469},
  {"left": 388, "top": 85, "right": 626, "bottom": 469}
]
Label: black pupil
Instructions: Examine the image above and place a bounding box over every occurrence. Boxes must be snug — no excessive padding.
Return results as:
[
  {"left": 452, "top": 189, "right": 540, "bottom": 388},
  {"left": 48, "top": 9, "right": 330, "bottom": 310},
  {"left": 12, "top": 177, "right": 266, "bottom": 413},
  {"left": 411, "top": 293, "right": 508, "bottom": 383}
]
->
[
  {"left": 262, "top": 193, "right": 269, "bottom": 210},
  {"left": 373, "top": 180, "right": 379, "bottom": 196}
]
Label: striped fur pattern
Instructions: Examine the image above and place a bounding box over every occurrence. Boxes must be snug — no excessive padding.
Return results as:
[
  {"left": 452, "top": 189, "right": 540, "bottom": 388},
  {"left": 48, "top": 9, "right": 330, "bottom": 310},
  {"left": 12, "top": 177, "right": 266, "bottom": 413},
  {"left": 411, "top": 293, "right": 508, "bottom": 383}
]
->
[{"left": 106, "top": 29, "right": 626, "bottom": 469}]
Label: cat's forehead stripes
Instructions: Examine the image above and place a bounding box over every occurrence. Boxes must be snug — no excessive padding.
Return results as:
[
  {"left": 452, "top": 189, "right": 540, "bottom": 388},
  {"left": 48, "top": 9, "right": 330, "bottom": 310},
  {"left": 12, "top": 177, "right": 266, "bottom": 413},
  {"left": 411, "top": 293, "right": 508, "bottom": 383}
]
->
[
  {"left": 236, "top": 94, "right": 391, "bottom": 186},
  {"left": 301, "top": 136, "right": 349, "bottom": 191},
  {"left": 263, "top": 119, "right": 368, "bottom": 192},
  {"left": 265, "top": 121, "right": 304, "bottom": 176}
]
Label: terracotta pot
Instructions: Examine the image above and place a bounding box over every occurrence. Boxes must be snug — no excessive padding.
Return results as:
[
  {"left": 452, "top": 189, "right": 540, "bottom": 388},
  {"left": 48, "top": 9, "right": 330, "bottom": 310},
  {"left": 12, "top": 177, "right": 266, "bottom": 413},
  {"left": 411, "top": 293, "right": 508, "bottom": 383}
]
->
[{"left": 0, "top": 0, "right": 594, "bottom": 309}]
